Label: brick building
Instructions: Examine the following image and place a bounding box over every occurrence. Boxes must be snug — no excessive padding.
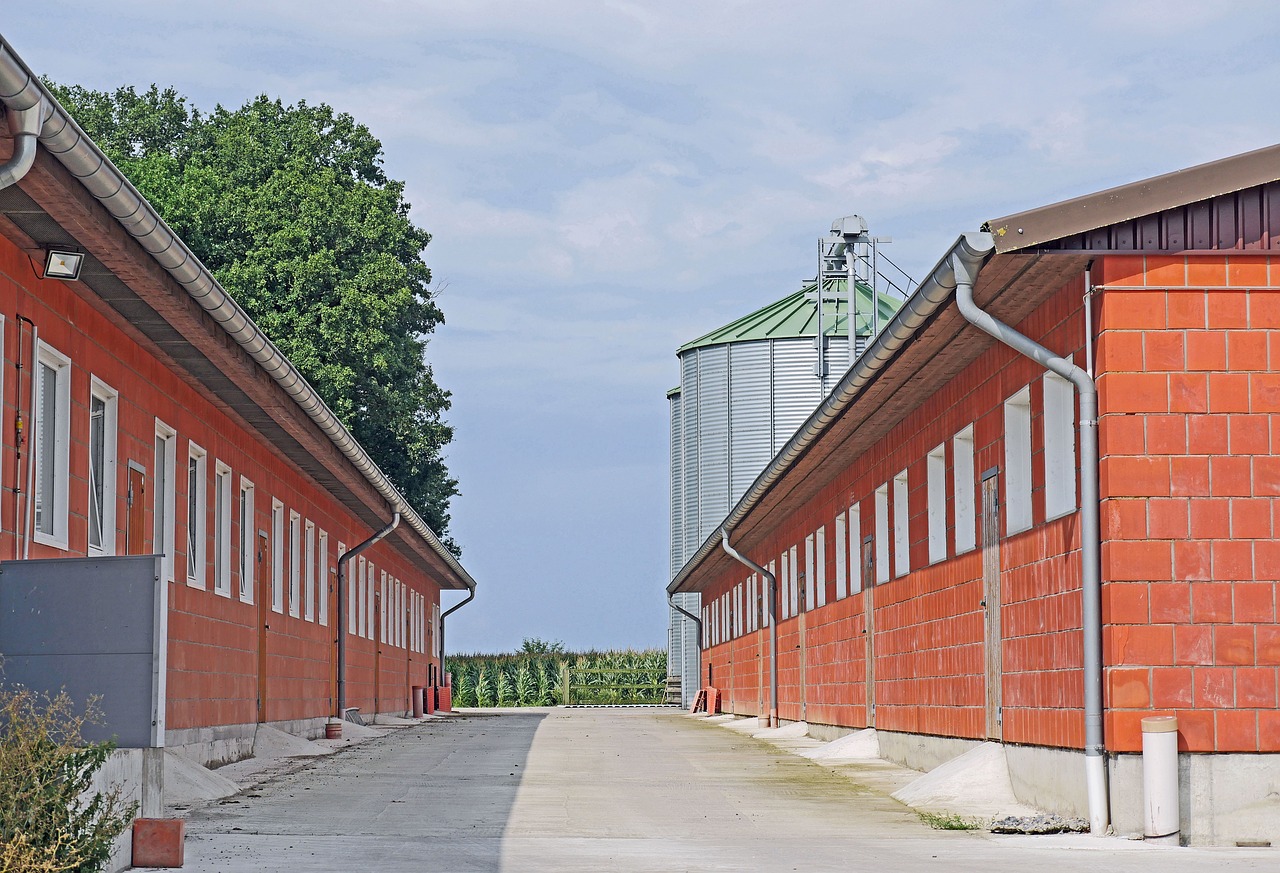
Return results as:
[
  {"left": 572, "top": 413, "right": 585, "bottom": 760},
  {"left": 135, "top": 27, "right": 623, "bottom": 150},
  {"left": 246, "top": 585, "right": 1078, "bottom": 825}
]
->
[
  {"left": 0, "top": 37, "right": 474, "bottom": 765},
  {"left": 669, "top": 144, "right": 1280, "bottom": 844}
]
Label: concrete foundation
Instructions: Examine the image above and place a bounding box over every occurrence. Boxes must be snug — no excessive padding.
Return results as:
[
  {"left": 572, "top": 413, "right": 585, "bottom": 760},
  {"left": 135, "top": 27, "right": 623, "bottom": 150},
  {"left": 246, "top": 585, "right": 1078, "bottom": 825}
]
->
[{"left": 167, "top": 716, "right": 331, "bottom": 767}]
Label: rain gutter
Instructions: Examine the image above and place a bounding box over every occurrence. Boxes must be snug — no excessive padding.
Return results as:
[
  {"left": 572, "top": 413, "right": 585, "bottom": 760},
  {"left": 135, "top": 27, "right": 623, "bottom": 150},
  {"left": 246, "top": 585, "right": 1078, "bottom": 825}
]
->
[
  {"left": 437, "top": 583, "right": 476, "bottom": 681},
  {"left": 952, "top": 249, "right": 1108, "bottom": 835},
  {"left": 337, "top": 513, "right": 400, "bottom": 718},
  {"left": 0, "top": 37, "right": 473, "bottom": 591},
  {"left": 719, "top": 529, "right": 777, "bottom": 727},
  {"left": 666, "top": 593, "right": 704, "bottom": 706}
]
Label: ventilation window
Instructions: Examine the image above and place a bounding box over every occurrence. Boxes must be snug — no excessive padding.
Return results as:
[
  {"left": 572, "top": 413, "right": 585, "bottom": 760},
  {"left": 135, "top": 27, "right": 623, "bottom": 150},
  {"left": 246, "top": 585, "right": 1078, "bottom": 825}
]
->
[
  {"left": 893, "top": 469, "right": 909, "bottom": 578},
  {"left": 926, "top": 443, "right": 946, "bottom": 564},
  {"left": 1005, "top": 388, "right": 1033, "bottom": 534},
  {"left": 953, "top": 426, "right": 976, "bottom": 554},
  {"left": 848, "top": 503, "right": 863, "bottom": 595},
  {"left": 1043, "top": 372, "right": 1077, "bottom": 520},
  {"left": 875, "top": 485, "right": 889, "bottom": 584}
]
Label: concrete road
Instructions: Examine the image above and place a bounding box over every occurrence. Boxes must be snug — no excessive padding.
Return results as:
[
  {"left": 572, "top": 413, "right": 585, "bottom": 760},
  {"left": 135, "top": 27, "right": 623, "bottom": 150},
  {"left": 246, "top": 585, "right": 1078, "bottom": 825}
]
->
[{"left": 154, "top": 709, "right": 1273, "bottom": 872}]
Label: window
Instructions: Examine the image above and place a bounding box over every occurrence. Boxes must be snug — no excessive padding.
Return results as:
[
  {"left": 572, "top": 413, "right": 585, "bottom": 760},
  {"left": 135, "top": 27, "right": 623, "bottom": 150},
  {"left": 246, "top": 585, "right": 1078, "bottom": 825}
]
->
[
  {"left": 186, "top": 443, "right": 207, "bottom": 588},
  {"left": 788, "top": 546, "right": 799, "bottom": 616},
  {"left": 367, "top": 562, "right": 376, "bottom": 639},
  {"left": 288, "top": 511, "right": 301, "bottom": 617},
  {"left": 238, "top": 478, "right": 254, "bottom": 603},
  {"left": 848, "top": 503, "right": 862, "bottom": 595},
  {"left": 747, "top": 575, "right": 757, "bottom": 631},
  {"left": 154, "top": 421, "right": 177, "bottom": 582},
  {"left": 318, "top": 531, "right": 330, "bottom": 626},
  {"left": 1044, "top": 372, "right": 1077, "bottom": 520},
  {"left": 834, "top": 512, "right": 847, "bottom": 600},
  {"left": 431, "top": 602, "right": 440, "bottom": 658},
  {"left": 875, "top": 484, "right": 889, "bottom": 584},
  {"left": 304, "top": 521, "right": 316, "bottom": 622},
  {"left": 271, "top": 500, "right": 284, "bottom": 613},
  {"left": 702, "top": 605, "right": 710, "bottom": 647},
  {"left": 815, "top": 526, "right": 827, "bottom": 608},
  {"left": 1005, "top": 388, "right": 1033, "bottom": 534},
  {"left": 380, "top": 572, "right": 389, "bottom": 643},
  {"left": 778, "top": 550, "right": 790, "bottom": 619},
  {"left": 893, "top": 470, "right": 909, "bottom": 578},
  {"left": 764, "top": 561, "right": 775, "bottom": 627},
  {"left": 804, "top": 534, "right": 815, "bottom": 612},
  {"left": 213, "top": 462, "right": 232, "bottom": 596},
  {"left": 33, "top": 342, "right": 71, "bottom": 549},
  {"left": 953, "top": 426, "right": 976, "bottom": 554},
  {"left": 87, "top": 380, "right": 118, "bottom": 555},
  {"left": 398, "top": 581, "right": 407, "bottom": 648},
  {"left": 927, "top": 443, "right": 946, "bottom": 565},
  {"left": 357, "top": 556, "right": 368, "bottom": 638}
]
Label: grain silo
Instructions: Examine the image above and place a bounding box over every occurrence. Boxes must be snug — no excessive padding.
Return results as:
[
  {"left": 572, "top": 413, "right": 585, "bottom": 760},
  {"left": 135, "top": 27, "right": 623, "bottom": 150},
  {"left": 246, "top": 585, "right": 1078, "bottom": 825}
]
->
[{"left": 667, "top": 217, "right": 911, "bottom": 705}]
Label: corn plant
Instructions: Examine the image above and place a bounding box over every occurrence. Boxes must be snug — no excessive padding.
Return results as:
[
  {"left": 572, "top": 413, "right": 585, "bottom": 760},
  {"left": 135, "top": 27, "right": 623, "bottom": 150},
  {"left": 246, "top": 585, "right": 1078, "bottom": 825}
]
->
[{"left": 473, "top": 665, "right": 494, "bottom": 707}]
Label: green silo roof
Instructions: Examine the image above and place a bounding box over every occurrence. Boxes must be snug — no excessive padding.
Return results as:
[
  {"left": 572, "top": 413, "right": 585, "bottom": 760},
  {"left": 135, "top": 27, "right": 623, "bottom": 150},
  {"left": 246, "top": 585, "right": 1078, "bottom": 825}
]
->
[{"left": 678, "top": 279, "right": 904, "bottom": 354}]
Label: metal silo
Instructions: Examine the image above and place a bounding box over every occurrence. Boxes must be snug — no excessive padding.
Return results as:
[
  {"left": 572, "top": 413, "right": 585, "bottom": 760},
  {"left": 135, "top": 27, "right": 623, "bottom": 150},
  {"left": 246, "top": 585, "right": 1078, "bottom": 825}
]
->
[{"left": 667, "top": 218, "right": 912, "bottom": 706}]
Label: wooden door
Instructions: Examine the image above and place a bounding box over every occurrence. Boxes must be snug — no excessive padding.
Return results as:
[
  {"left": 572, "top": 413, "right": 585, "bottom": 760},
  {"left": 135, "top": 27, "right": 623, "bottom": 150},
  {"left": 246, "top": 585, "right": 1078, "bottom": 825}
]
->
[
  {"left": 257, "top": 529, "right": 270, "bottom": 724},
  {"left": 862, "top": 536, "right": 875, "bottom": 727},
  {"left": 124, "top": 464, "right": 147, "bottom": 555},
  {"left": 982, "top": 471, "right": 1003, "bottom": 740}
]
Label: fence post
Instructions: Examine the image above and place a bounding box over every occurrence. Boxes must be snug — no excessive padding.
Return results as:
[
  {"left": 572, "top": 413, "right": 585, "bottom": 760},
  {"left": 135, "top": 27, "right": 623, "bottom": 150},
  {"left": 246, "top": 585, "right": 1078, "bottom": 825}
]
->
[{"left": 561, "top": 661, "right": 571, "bottom": 706}]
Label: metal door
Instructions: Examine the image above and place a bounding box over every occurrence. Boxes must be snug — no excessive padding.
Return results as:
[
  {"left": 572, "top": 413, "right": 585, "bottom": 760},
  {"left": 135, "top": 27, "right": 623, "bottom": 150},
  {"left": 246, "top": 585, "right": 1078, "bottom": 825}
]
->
[
  {"left": 982, "top": 470, "right": 1003, "bottom": 740},
  {"left": 257, "top": 529, "right": 269, "bottom": 723},
  {"left": 124, "top": 463, "right": 146, "bottom": 555},
  {"left": 862, "top": 536, "right": 875, "bottom": 727}
]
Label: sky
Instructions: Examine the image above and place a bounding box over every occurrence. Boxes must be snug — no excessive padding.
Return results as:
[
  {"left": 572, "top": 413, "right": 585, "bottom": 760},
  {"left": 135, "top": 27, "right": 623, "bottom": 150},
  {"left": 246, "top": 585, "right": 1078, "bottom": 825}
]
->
[{"left": 8, "top": 2, "right": 1280, "bottom": 652}]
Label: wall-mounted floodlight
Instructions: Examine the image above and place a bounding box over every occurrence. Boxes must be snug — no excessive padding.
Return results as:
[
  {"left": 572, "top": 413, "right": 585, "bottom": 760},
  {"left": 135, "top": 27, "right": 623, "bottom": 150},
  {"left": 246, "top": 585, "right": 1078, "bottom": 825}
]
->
[{"left": 43, "top": 249, "right": 84, "bottom": 281}]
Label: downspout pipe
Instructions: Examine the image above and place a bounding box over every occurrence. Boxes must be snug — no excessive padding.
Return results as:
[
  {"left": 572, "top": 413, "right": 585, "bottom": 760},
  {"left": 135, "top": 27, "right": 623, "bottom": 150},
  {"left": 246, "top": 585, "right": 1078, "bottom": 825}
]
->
[
  {"left": 952, "top": 253, "right": 1108, "bottom": 835},
  {"left": 336, "top": 512, "right": 400, "bottom": 719},
  {"left": 0, "top": 99, "right": 43, "bottom": 190},
  {"left": 437, "top": 582, "right": 476, "bottom": 682},
  {"left": 721, "top": 528, "right": 778, "bottom": 728},
  {"left": 666, "top": 593, "right": 704, "bottom": 700}
]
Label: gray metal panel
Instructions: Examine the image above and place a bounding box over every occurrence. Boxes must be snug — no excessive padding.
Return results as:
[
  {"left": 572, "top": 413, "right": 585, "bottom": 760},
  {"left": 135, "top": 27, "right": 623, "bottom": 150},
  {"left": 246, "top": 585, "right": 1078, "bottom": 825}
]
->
[
  {"left": 681, "top": 352, "right": 701, "bottom": 561},
  {"left": 771, "top": 338, "right": 820, "bottom": 453},
  {"left": 728, "top": 342, "right": 772, "bottom": 504},
  {"left": 0, "top": 556, "right": 165, "bottom": 748},
  {"left": 669, "top": 392, "right": 684, "bottom": 579},
  {"left": 826, "top": 335, "right": 850, "bottom": 383},
  {"left": 696, "top": 345, "right": 730, "bottom": 544}
]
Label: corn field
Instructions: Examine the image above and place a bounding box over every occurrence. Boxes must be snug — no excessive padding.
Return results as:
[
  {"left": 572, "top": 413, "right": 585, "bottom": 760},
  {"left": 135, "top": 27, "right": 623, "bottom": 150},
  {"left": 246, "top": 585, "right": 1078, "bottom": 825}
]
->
[{"left": 447, "top": 649, "right": 666, "bottom": 707}]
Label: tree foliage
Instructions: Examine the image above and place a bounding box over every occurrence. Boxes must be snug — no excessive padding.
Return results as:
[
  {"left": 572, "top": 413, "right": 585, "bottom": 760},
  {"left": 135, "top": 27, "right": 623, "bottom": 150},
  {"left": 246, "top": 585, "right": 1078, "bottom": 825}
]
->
[{"left": 48, "top": 83, "right": 459, "bottom": 551}]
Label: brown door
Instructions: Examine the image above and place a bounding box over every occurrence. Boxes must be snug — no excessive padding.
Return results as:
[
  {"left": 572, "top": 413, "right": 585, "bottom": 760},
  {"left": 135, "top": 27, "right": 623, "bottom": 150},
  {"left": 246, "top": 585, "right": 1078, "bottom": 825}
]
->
[
  {"left": 862, "top": 536, "right": 875, "bottom": 728},
  {"left": 257, "top": 529, "right": 270, "bottom": 724},
  {"left": 982, "top": 470, "right": 1003, "bottom": 740},
  {"left": 125, "top": 464, "right": 147, "bottom": 555}
]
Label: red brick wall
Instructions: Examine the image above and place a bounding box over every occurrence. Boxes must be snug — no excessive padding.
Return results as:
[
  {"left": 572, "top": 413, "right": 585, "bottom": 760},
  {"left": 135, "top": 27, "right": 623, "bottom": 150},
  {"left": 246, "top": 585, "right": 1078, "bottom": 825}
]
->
[
  {"left": 1097, "top": 254, "right": 1280, "bottom": 753},
  {"left": 702, "top": 255, "right": 1280, "bottom": 755},
  {"left": 0, "top": 232, "right": 443, "bottom": 732}
]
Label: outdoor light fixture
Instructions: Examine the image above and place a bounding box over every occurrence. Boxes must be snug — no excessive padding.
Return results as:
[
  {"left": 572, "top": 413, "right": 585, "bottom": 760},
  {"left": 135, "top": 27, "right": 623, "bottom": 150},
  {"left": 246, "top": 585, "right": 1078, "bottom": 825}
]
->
[{"left": 43, "top": 249, "right": 84, "bottom": 281}]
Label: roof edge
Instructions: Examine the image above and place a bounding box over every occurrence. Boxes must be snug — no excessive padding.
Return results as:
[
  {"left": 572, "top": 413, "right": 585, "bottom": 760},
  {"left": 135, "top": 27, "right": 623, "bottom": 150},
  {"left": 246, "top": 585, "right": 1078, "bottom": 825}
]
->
[{"left": 986, "top": 142, "right": 1280, "bottom": 253}]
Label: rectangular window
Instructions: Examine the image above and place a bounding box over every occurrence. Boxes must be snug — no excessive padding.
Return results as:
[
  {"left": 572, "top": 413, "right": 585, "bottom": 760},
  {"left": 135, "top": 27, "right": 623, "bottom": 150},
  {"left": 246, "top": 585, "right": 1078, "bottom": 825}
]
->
[
  {"left": 186, "top": 444, "right": 207, "bottom": 587},
  {"left": 271, "top": 500, "right": 285, "bottom": 613},
  {"left": 746, "top": 575, "right": 756, "bottom": 632},
  {"left": 848, "top": 503, "right": 863, "bottom": 595},
  {"left": 431, "top": 602, "right": 441, "bottom": 658},
  {"left": 1005, "top": 388, "right": 1033, "bottom": 534},
  {"left": 953, "top": 425, "right": 977, "bottom": 554},
  {"left": 304, "top": 521, "right": 316, "bottom": 622},
  {"left": 33, "top": 342, "right": 71, "bottom": 549},
  {"left": 1044, "top": 372, "right": 1077, "bottom": 520},
  {"left": 927, "top": 443, "right": 946, "bottom": 565},
  {"left": 87, "top": 379, "right": 118, "bottom": 555},
  {"left": 380, "top": 572, "right": 389, "bottom": 643},
  {"left": 804, "top": 534, "right": 815, "bottom": 612},
  {"left": 357, "top": 556, "right": 368, "bottom": 637},
  {"left": 288, "top": 511, "right": 301, "bottom": 617},
  {"left": 318, "top": 531, "right": 330, "bottom": 626},
  {"left": 367, "top": 562, "right": 376, "bottom": 639},
  {"left": 788, "top": 546, "right": 799, "bottom": 616},
  {"left": 154, "top": 421, "right": 177, "bottom": 582},
  {"left": 815, "top": 526, "right": 827, "bottom": 608},
  {"left": 778, "top": 550, "right": 790, "bottom": 620},
  {"left": 875, "top": 484, "right": 889, "bottom": 584},
  {"left": 238, "top": 478, "right": 254, "bottom": 603},
  {"left": 763, "top": 561, "right": 774, "bottom": 626},
  {"left": 834, "top": 512, "right": 847, "bottom": 600},
  {"left": 702, "top": 605, "right": 710, "bottom": 647},
  {"left": 893, "top": 470, "right": 909, "bottom": 578},
  {"left": 213, "top": 462, "right": 232, "bottom": 596}
]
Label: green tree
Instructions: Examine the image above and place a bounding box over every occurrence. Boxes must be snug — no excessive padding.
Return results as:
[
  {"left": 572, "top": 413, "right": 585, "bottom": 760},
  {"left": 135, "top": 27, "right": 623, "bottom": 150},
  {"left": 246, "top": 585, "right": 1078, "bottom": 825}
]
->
[
  {"left": 47, "top": 83, "right": 459, "bottom": 551},
  {"left": 519, "top": 637, "right": 566, "bottom": 655}
]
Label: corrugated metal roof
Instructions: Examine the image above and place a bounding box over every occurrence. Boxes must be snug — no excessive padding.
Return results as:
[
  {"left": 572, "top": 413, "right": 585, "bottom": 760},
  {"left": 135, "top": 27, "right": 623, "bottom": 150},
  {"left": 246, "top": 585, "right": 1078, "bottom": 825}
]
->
[{"left": 678, "top": 280, "right": 903, "bottom": 354}]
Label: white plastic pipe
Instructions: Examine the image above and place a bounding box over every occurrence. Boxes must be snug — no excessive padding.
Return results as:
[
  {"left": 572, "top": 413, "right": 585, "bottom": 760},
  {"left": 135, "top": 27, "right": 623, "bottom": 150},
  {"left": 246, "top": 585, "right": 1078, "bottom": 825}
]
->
[{"left": 1142, "top": 715, "right": 1180, "bottom": 844}]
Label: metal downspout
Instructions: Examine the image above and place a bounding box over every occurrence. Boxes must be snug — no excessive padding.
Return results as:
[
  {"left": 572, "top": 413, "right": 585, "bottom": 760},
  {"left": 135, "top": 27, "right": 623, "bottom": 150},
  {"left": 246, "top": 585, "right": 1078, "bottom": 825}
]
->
[
  {"left": 721, "top": 528, "right": 778, "bottom": 728},
  {"left": 336, "top": 513, "right": 400, "bottom": 719},
  {"left": 0, "top": 99, "right": 42, "bottom": 191},
  {"left": 952, "top": 253, "right": 1108, "bottom": 835},
  {"left": 438, "top": 583, "right": 476, "bottom": 685},
  {"left": 667, "top": 594, "right": 704, "bottom": 699}
]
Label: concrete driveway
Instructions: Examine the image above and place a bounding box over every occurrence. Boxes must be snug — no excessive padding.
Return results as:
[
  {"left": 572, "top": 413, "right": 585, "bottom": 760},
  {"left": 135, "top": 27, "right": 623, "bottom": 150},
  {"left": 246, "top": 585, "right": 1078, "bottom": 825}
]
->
[{"left": 151, "top": 709, "right": 1273, "bottom": 872}]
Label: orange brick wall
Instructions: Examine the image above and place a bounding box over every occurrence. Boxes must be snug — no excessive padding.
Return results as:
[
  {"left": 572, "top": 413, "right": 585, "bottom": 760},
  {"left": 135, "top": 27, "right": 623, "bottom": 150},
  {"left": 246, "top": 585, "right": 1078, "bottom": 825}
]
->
[
  {"left": 701, "top": 253, "right": 1280, "bottom": 755},
  {"left": 0, "top": 231, "right": 443, "bottom": 733}
]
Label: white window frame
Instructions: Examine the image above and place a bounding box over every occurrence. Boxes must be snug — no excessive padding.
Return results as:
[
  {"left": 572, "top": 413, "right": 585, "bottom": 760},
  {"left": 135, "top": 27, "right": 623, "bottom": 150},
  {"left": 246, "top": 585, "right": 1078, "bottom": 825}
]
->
[
  {"left": 893, "top": 469, "right": 910, "bottom": 578},
  {"left": 288, "top": 511, "right": 301, "bottom": 617},
  {"left": 304, "top": 520, "right": 316, "bottom": 622},
  {"left": 33, "top": 341, "right": 71, "bottom": 550},
  {"left": 778, "top": 550, "right": 790, "bottom": 619},
  {"left": 380, "top": 572, "right": 389, "bottom": 643},
  {"left": 834, "top": 512, "right": 847, "bottom": 600},
  {"left": 763, "top": 561, "right": 775, "bottom": 626},
  {"left": 875, "top": 484, "right": 889, "bottom": 585},
  {"left": 927, "top": 443, "right": 947, "bottom": 565},
  {"left": 431, "top": 601, "right": 441, "bottom": 658},
  {"left": 186, "top": 443, "right": 207, "bottom": 588},
  {"left": 1043, "top": 372, "right": 1078, "bottom": 520},
  {"left": 367, "top": 562, "right": 376, "bottom": 639},
  {"left": 154, "top": 420, "right": 177, "bottom": 582},
  {"left": 238, "top": 477, "right": 254, "bottom": 603},
  {"left": 953, "top": 425, "right": 977, "bottom": 554},
  {"left": 1005, "top": 387, "right": 1033, "bottom": 535},
  {"left": 357, "top": 556, "right": 368, "bottom": 638},
  {"left": 804, "top": 534, "right": 816, "bottom": 612},
  {"left": 788, "top": 546, "right": 799, "bottom": 616},
  {"left": 213, "top": 461, "right": 232, "bottom": 597},
  {"left": 271, "top": 499, "right": 285, "bottom": 613},
  {"left": 318, "top": 529, "right": 329, "bottom": 625},
  {"left": 815, "top": 525, "right": 827, "bottom": 607},
  {"left": 848, "top": 502, "right": 863, "bottom": 595},
  {"left": 87, "top": 378, "right": 118, "bottom": 556}
]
